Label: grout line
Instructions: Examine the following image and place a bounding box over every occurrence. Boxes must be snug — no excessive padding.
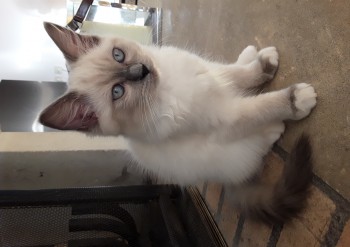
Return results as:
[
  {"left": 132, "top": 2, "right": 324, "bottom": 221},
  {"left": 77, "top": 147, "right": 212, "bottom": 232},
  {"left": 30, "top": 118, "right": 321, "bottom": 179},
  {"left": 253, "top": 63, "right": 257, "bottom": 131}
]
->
[
  {"left": 272, "top": 143, "right": 288, "bottom": 161},
  {"left": 321, "top": 208, "right": 350, "bottom": 247},
  {"left": 215, "top": 187, "right": 226, "bottom": 222},
  {"left": 266, "top": 224, "right": 283, "bottom": 247},
  {"left": 272, "top": 144, "right": 350, "bottom": 209},
  {"left": 232, "top": 214, "right": 245, "bottom": 247},
  {"left": 273, "top": 144, "right": 350, "bottom": 247},
  {"left": 202, "top": 182, "right": 208, "bottom": 197},
  {"left": 312, "top": 175, "right": 350, "bottom": 210}
]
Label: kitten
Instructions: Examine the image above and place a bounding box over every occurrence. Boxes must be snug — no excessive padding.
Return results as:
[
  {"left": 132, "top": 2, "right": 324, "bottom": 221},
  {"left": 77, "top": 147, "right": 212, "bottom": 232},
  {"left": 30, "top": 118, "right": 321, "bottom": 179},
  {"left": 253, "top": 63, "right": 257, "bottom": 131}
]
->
[{"left": 39, "top": 22, "right": 316, "bottom": 223}]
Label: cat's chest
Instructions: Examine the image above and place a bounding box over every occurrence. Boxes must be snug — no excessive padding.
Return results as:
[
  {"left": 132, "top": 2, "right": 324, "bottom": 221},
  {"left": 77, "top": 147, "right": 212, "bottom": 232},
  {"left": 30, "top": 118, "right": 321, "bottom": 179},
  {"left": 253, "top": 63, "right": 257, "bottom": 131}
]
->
[
  {"left": 127, "top": 134, "right": 237, "bottom": 169},
  {"left": 128, "top": 135, "right": 219, "bottom": 164},
  {"left": 126, "top": 134, "right": 264, "bottom": 185}
]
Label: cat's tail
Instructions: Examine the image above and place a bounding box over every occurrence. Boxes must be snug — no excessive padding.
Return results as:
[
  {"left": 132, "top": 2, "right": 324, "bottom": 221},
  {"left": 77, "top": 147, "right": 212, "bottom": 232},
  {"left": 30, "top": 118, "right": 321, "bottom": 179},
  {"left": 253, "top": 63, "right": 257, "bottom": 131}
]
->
[{"left": 230, "top": 134, "right": 313, "bottom": 225}]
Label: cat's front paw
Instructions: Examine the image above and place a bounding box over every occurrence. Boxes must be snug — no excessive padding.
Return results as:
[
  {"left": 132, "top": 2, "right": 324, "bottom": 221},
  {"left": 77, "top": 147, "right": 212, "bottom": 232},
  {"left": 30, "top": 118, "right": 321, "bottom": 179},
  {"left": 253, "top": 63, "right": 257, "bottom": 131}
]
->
[
  {"left": 237, "top": 45, "right": 258, "bottom": 64},
  {"left": 258, "top": 47, "right": 279, "bottom": 80},
  {"left": 290, "top": 83, "right": 317, "bottom": 120}
]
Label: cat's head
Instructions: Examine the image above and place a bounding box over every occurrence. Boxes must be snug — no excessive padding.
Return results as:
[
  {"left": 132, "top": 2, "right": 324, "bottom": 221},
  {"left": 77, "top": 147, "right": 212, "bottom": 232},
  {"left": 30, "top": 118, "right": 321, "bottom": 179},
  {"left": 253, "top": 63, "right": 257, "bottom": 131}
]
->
[{"left": 39, "top": 22, "right": 161, "bottom": 139}]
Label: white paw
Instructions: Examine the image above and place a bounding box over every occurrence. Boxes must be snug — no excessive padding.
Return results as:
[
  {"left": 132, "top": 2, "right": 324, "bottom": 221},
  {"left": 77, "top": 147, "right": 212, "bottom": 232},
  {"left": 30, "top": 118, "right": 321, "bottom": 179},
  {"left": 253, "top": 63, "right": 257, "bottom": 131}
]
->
[
  {"left": 291, "top": 83, "right": 317, "bottom": 120},
  {"left": 258, "top": 46, "right": 279, "bottom": 68},
  {"left": 242, "top": 45, "right": 258, "bottom": 60},
  {"left": 263, "top": 122, "right": 285, "bottom": 144},
  {"left": 237, "top": 45, "right": 258, "bottom": 64}
]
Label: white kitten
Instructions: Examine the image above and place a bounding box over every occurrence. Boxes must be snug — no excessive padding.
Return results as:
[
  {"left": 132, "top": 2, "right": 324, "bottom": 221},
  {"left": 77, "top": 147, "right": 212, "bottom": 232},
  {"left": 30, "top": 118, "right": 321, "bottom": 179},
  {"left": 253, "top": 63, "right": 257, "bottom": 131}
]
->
[{"left": 40, "top": 22, "right": 316, "bottom": 223}]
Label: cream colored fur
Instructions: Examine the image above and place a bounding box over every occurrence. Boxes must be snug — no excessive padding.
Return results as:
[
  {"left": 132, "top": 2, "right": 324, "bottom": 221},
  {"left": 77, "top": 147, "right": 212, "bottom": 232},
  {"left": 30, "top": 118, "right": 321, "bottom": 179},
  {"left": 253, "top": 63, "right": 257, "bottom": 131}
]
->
[{"left": 40, "top": 23, "right": 317, "bottom": 186}]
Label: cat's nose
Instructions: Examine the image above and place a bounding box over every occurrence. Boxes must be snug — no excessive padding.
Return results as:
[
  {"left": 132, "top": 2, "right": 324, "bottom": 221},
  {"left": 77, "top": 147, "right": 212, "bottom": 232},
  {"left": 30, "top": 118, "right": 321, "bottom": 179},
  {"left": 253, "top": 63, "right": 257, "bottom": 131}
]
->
[{"left": 125, "top": 63, "right": 150, "bottom": 81}]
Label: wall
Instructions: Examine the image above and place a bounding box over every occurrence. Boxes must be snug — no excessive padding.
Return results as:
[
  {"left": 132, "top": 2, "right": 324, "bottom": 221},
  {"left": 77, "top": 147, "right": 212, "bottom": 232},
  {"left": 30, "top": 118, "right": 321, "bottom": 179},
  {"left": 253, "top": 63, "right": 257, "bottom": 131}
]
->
[
  {"left": 0, "top": 0, "right": 68, "bottom": 82},
  {"left": 0, "top": 1, "right": 128, "bottom": 154}
]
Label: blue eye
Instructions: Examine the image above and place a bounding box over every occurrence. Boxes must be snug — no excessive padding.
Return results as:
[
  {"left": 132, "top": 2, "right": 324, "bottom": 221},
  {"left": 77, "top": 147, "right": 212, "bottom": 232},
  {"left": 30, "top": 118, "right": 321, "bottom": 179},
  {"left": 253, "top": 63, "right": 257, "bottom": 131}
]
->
[
  {"left": 112, "top": 84, "right": 125, "bottom": 100},
  {"left": 113, "top": 48, "right": 125, "bottom": 63}
]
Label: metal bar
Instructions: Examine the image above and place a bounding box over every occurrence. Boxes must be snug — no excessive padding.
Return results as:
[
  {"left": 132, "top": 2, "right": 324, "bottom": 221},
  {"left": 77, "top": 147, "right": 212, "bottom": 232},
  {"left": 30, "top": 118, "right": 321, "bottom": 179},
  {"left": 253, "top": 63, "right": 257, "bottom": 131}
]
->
[
  {"left": 68, "top": 237, "right": 128, "bottom": 247},
  {"left": 159, "top": 195, "right": 192, "bottom": 247},
  {"left": 0, "top": 185, "right": 174, "bottom": 206},
  {"left": 71, "top": 203, "right": 138, "bottom": 233},
  {"left": 69, "top": 218, "right": 138, "bottom": 246}
]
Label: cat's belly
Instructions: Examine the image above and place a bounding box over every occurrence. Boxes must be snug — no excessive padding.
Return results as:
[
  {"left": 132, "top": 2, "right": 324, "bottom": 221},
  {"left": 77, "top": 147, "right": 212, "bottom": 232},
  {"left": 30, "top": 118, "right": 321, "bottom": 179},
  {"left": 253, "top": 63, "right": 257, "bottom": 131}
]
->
[{"left": 128, "top": 133, "right": 272, "bottom": 185}]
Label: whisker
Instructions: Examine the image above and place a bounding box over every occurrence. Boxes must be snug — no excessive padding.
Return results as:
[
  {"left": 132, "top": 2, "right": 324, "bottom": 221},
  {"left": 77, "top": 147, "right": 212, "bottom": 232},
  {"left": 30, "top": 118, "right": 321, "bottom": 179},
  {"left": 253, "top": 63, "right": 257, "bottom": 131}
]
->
[{"left": 147, "top": 94, "right": 159, "bottom": 137}]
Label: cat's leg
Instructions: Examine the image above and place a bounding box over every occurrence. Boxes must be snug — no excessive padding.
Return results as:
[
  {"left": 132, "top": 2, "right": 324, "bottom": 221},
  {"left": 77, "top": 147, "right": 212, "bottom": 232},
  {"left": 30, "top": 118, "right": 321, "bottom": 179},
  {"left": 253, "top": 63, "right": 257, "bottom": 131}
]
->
[
  {"left": 218, "top": 47, "right": 279, "bottom": 89},
  {"left": 224, "top": 83, "right": 316, "bottom": 133},
  {"left": 261, "top": 121, "right": 285, "bottom": 145},
  {"left": 215, "top": 124, "right": 285, "bottom": 184},
  {"left": 235, "top": 45, "right": 259, "bottom": 65}
]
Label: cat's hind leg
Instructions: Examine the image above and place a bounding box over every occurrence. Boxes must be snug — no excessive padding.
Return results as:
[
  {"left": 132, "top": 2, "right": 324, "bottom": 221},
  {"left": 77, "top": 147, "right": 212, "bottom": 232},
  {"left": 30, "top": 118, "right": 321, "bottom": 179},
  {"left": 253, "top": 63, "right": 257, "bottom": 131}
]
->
[
  {"left": 261, "top": 122, "right": 285, "bottom": 146},
  {"left": 216, "top": 123, "right": 285, "bottom": 184}
]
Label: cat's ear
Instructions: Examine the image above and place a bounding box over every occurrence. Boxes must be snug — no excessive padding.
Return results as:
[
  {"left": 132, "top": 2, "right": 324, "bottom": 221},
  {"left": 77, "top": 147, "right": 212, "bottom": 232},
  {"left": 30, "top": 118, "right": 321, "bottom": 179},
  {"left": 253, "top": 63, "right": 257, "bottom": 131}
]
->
[
  {"left": 44, "top": 22, "right": 100, "bottom": 62},
  {"left": 39, "top": 92, "right": 98, "bottom": 130}
]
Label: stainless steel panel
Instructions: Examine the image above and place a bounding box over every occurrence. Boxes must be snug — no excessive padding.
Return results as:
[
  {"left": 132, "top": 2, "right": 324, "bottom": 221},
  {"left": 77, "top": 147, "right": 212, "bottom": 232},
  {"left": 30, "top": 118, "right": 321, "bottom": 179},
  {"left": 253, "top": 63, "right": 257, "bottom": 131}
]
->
[{"left": 0, "top": 80, "right": 67, "bottom": 132}]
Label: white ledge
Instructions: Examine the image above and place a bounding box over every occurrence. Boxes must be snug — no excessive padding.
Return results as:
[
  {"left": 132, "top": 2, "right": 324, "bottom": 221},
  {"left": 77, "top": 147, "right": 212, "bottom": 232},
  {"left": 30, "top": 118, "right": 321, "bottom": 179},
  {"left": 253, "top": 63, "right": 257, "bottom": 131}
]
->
[{"left": 0, "top": 132, "right": 128, "bottom": 152}]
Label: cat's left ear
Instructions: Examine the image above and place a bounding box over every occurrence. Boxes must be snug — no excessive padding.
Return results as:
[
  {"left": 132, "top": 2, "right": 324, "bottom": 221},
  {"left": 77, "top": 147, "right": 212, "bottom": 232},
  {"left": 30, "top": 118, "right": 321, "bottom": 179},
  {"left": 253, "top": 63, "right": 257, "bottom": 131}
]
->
[{"left": 44, "top": 22, "right": 100, "bottom": 62}]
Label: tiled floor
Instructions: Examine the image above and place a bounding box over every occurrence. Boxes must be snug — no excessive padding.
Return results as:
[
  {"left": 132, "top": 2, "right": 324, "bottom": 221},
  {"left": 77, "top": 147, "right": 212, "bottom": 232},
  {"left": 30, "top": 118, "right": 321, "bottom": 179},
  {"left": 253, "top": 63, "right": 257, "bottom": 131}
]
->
[
  {"left": 142, "top": 0, "right": 350, "bottom": 246},
  {"left": 154, "top": 0, "right": 350, "bottom": 200}
]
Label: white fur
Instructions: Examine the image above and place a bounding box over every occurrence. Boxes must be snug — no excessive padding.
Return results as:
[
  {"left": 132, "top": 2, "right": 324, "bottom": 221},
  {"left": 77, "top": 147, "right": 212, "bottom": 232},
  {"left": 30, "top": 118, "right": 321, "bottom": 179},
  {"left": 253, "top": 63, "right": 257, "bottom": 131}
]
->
[
  {"left": 43, "top": 25, "right": 317, "bottom": 186},
  {"left": 121, "top": 45, "right": 316, "bottom": 185},
  {"left": 292, "top": 83, "right": 317, "bottom": 120}
]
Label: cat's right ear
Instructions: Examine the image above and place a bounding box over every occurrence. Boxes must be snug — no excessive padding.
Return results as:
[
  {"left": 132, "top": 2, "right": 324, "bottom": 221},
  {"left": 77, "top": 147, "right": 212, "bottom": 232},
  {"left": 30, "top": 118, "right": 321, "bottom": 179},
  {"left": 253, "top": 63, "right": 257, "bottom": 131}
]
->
[
  {"left": 44, "top": 22, "right": 100, "bottom": 62},
  {"left": 39, "top": 92, "right": 98, "bottom": 131}
]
